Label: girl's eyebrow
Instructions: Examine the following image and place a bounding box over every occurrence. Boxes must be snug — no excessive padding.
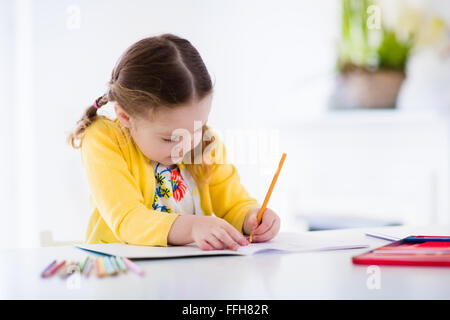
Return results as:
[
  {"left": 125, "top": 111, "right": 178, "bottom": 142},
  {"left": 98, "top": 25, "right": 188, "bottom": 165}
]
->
[{"left": 161, "top": 125, "right": 205, "bottom": 136}]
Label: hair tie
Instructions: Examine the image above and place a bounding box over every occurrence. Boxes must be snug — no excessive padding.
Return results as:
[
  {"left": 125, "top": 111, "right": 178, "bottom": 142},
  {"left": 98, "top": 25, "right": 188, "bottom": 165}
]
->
[
  {"left": 93, "top": 98, "right": 101, "bottom": 109},
  {"left": 94, "top": 95, "right": 107, "bottom": 109}
]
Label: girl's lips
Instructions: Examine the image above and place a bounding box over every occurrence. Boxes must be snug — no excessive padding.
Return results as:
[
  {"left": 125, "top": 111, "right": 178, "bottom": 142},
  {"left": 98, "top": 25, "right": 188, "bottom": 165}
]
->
[
  {"left": 166, "top": 156, "right": 182, "bottom": 163},
  {"left": 168, "top": 154, "right": 184, "bottom": 160}
]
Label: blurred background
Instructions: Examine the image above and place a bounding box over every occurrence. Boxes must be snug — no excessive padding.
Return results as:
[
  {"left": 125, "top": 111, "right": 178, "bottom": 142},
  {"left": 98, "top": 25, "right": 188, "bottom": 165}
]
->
[{"left": 1, "top": 0, "right": 449, "bottom": 248}]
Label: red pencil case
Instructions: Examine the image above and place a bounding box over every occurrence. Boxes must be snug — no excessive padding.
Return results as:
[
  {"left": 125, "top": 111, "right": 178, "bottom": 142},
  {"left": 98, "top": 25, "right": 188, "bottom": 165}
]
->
[{"left": 352, "top": 235, "right": 450, "bottom": 267}]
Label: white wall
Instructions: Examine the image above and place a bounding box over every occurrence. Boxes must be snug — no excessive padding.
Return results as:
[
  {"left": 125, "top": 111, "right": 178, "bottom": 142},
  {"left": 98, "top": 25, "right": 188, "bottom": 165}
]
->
[
  {"left": 2, "top": 0, "right": 449, "bottom": 248},
  {"left": 17, "top": 0, "right": 338, "bottom": 247},
  {"left": 0, "top": 0, "right": 17, "bottom": 246}
]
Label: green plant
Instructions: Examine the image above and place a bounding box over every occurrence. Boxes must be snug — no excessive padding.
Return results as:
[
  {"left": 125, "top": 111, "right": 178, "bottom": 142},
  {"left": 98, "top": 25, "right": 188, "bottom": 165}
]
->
[
  {"left": 338, "top": 0, "right": 414, "bottom": 72},
  {"left": 376, "top": 29, "right": 413, "bottom": 71}
]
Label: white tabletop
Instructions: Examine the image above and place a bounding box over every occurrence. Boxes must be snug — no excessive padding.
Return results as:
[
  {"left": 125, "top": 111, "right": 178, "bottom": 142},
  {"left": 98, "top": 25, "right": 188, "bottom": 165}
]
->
[{"left": 2, "top": 225, "right": 450, "bottom": 299}]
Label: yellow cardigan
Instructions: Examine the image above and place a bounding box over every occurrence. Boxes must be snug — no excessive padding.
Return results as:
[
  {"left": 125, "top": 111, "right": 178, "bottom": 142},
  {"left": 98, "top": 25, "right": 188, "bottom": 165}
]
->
[{"left": 80, "top": 117, "right": 260, "bottom": 246}]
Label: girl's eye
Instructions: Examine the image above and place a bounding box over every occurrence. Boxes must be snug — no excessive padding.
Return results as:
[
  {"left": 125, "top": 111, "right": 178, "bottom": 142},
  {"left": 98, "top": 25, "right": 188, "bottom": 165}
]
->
[{"left": 162, "top": 138, "right": 174, "bottom": 143}]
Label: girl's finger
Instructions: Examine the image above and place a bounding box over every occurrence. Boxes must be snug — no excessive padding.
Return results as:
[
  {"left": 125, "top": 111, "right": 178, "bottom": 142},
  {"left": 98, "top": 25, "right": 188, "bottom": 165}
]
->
[
  {"left": 246, "top": 213, "right": 259, "bottom": 234},
  {"left": 253, "top": 218, "right": 280, "bottom": 243},
  {"left": 253, "top": 212, "right": 275, "bottom": 235},
  {"left": 270, "top": 218, "right": 281, "bottom": 239},
  {"left": 214, "top": 229, "right": 239, "bottom": 251},
  {"left": 252, "top": 232, "right": 271, "bottom": 243},
  {"left": 207, "top": 235, "right": 224, "bottom": 250},
  {"left": 198, "top": 239, "right": 214, "bottom": 251},
  {"left": 223, "top": 223, "right": 249, "bottom": 246}
]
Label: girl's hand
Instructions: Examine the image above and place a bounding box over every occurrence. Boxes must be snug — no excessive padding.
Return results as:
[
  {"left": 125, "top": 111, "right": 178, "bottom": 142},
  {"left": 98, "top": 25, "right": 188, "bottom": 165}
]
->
[
  {"left": 243, "top": 207, "right": 280, "bottom": 242},
  {"left": 191, "top": 216, "right": 249, "bottom": 251}
]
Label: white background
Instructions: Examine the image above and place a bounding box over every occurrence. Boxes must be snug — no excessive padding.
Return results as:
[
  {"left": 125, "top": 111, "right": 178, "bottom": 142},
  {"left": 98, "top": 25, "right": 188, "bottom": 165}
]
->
[{"left": 1, "top": 0, "right": 449, "bottom": 248}]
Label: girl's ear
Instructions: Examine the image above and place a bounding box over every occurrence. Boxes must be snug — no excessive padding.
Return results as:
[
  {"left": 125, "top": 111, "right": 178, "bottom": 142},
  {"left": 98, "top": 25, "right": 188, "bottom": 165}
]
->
[{"left": 115, "top": 104, "right": 132, "bottom": 128}]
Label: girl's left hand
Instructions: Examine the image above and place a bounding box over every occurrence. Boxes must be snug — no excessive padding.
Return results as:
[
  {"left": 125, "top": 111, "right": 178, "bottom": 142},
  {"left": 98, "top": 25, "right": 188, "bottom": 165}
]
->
[{"left": 243, "top": 207, "right": 280, "bottom": 242}]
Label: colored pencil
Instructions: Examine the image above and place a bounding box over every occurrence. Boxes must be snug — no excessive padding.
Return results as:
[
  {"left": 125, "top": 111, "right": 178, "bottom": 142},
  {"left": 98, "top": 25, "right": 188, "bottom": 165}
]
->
[
  {"left": 60, "top": 261, "right": 79, "bottom": 279},
  {"left": 43, "top": 260, "right": 66, "bottom": 278},
  {"left": 365, "top": 232, "right": 400, "bottom": 242},
  {"left": 99, "top": 258, "right": 108, "bottom": 277},
  {"left": 95, "top": 258, "right": 105, "bottom": 277},
  {"left": 79, "top": 256, "right": 90, "bottom": 272},
  {"left": 115, "top": 256, "right": 127, "bottom": 272},
  {"left": 103, "top": 257, "right": 116, "bottom": 275},
  {"left": 121, "top": 257, "right": 145, "bottom": 276},
  {"left": 94, "top": 258, "right": 100, "bottom": 277},
  {"left": 57, "top": 262, "right": 70, "bottom": 278},
  {"left": 109, "top": 256, "right": 120, "bottom": 273},
  {"left": 249, "top": 153, "right": 286, "bottom": 242},
  {"left": 404, "top": 236, "right": 450, "bottom": 243},
  {"left": 83, "top": 258, "right": 93, "bottom": 278},
  {"left": 40, "top": 260, "right": 56, "bottom": 278}
]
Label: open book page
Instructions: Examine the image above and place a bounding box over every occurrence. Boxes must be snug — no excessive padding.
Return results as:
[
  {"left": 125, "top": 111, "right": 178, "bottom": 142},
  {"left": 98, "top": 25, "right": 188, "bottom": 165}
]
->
[
  {"left": 236, "top": 232, "right": 369, "bottom": 255},
  {"left": 77, "top": 242, "right": 242, "bottom": 259},
  {"left": 76, "top": 232, "right": 368, "bottom": 259}
]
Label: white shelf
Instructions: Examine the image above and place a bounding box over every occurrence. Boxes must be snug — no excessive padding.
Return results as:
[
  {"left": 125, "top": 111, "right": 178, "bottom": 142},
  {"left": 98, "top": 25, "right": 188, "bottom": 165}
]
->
[{"left": 273, "top": 108, "right": 450, "bottom": 129}]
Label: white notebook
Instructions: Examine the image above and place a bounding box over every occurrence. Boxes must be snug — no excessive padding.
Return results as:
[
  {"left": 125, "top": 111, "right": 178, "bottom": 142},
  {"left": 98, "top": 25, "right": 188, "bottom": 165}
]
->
[{"left": 76, "top": 232, "right": 369, "bottom": 259}]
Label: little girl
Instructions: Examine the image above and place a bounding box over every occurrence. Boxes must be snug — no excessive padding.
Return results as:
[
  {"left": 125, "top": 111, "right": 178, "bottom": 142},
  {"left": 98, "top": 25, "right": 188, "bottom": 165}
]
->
[{"left": 68, "top": 34, "right": 280, "bottom": 251}]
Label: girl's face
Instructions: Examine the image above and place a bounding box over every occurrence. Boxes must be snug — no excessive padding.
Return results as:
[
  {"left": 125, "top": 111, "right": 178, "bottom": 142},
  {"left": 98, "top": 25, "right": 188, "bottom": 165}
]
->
[{"left": 115, "top": 94, "right": 213, "bottom": 168}]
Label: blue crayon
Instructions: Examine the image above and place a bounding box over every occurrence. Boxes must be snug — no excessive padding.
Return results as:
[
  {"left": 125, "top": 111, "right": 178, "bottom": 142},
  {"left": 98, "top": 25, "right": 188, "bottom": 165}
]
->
[{"left": 102, "top": 257, "right": 115, "bottom": 275}]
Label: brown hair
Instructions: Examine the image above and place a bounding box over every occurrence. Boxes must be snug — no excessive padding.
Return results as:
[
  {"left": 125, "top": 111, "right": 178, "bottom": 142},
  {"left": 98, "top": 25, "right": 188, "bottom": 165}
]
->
[{"left": 67, "top": 33, "right": 217, "bottom": 183}]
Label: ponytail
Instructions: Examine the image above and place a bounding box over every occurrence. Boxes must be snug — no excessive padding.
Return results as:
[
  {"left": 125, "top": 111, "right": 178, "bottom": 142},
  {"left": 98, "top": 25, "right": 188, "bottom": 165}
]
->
[{"left": 67, "top": 94, "right": 108, "bottom": 149}]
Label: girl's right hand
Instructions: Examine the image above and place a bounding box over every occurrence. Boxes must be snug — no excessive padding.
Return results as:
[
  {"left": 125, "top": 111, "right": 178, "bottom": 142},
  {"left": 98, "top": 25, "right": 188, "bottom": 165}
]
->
[{"left": 191, "top": 216, "right": 249, "bottom": 251}]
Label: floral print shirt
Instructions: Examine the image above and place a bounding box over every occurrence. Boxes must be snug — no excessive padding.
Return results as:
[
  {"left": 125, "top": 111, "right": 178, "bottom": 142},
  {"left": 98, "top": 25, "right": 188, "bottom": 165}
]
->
[{"left": 150, "top": 160, "right": 203, "bottom": 216}]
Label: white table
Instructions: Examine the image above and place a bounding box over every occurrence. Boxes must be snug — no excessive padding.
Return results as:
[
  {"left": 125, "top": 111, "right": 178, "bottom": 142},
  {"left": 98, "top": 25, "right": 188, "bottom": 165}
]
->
[{"left": 2, "top": 225, "right": 450, "bottom": 299}]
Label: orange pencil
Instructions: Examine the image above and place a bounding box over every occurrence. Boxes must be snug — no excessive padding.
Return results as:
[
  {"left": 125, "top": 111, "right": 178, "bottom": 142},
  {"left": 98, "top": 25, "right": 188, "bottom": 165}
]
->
[{"left": 249, "top": 153, "right": 287, "bottom": 243}]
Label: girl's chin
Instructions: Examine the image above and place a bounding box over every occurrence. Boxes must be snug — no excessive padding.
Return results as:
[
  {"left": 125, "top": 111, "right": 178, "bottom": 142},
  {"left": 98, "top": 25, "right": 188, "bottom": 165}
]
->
[{"left": 163, "top": 157, "right": 182, "bottom": 165}]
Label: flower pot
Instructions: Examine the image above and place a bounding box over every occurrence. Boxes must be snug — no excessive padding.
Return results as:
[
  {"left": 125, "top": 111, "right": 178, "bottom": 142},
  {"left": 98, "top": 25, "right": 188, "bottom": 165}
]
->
[{"left": 330, "top": 68, "right": 406, "bottom": 109}]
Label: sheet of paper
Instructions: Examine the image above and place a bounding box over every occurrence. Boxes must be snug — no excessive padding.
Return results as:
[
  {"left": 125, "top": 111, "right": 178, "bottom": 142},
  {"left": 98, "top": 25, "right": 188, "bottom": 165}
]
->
[
  {"left": 237, "top": 232, "right": 369, "bottom": 255},
  {"left": 77, "top": 242, "right": 243, "bottom": 259},
  {"left": 76, "top": 232, "right": 369, "bottom": 259}
]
